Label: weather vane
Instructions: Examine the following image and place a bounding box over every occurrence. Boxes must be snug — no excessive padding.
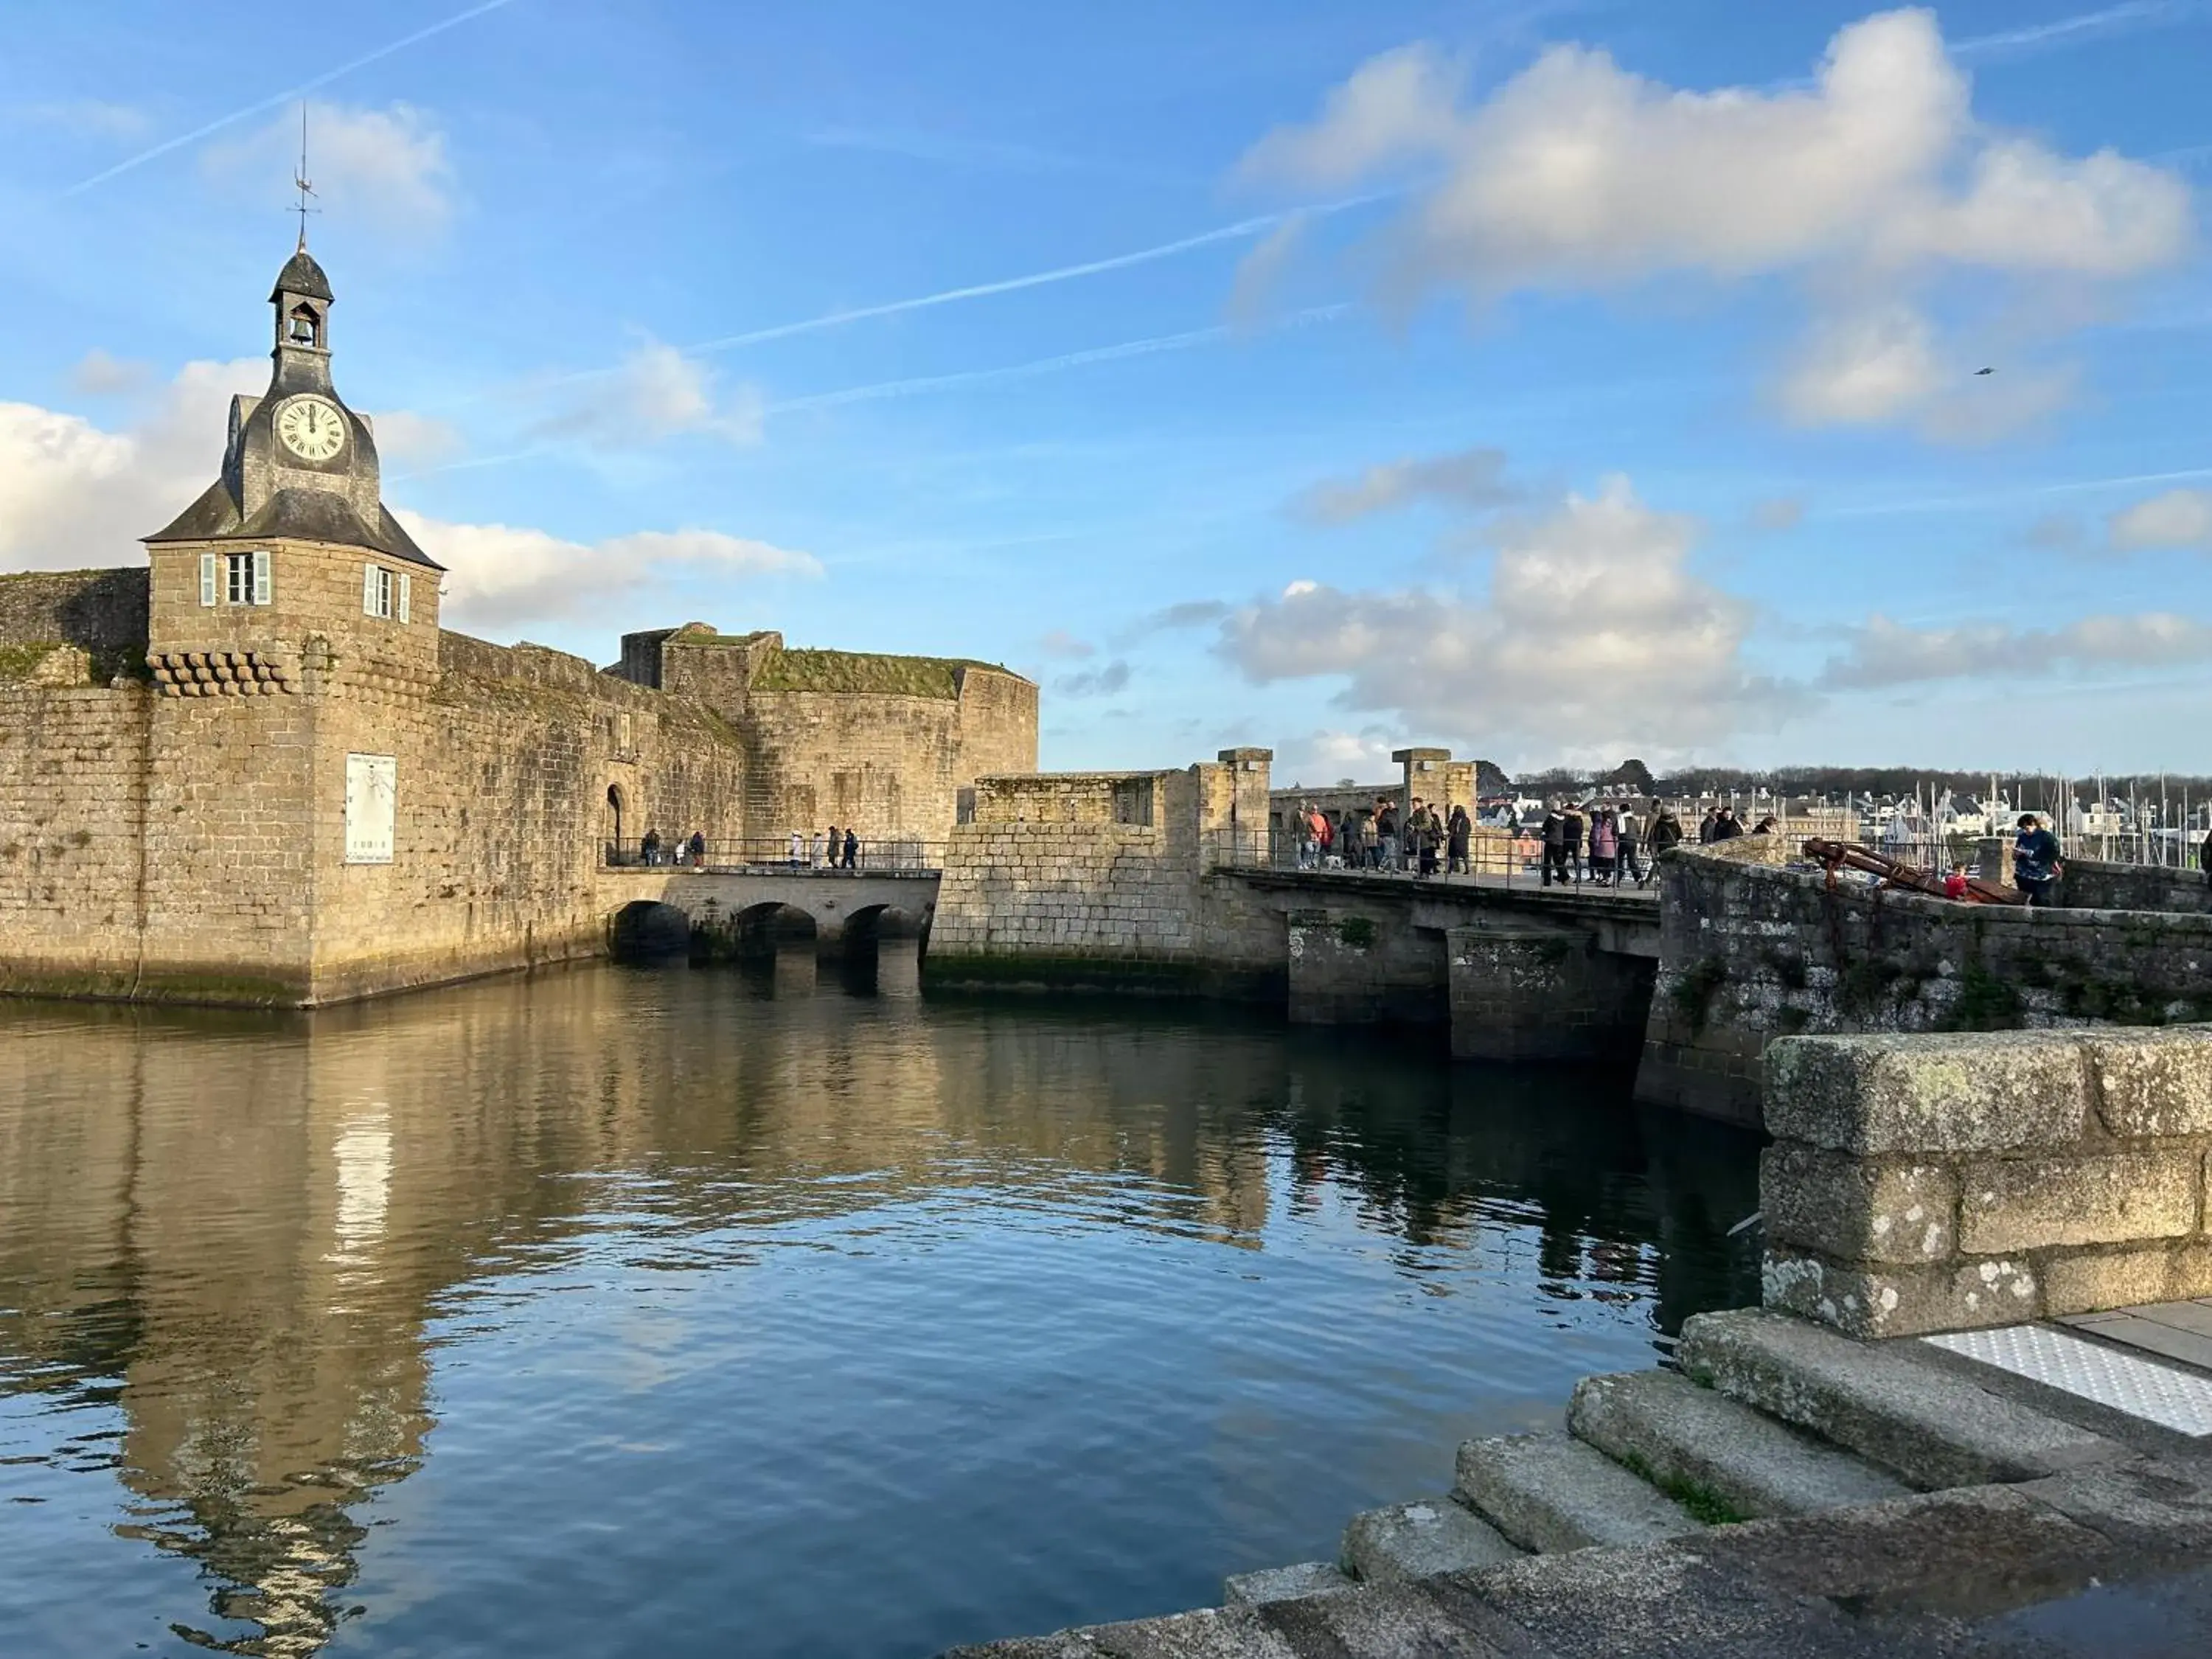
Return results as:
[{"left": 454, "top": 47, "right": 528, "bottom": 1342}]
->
[{"left": 293, "top": 104, "right": 319, "bottom": 249}]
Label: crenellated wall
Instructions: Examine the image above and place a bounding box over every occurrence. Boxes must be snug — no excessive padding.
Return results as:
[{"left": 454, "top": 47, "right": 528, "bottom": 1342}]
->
[{"left": 0, "top": 568, "right": 1024, "bottom": 1006}]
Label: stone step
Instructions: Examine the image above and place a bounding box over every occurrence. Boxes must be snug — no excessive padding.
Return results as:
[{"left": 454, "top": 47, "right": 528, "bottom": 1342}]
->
[
  {"left": 1338, "top": 1497, "right": 1522, "bottom": 1583},
  {"left": 1566, "top": 1367, "right": 1913, "bottom": 1521},
  {"left": 1220, "top": 1561, "right": 1354, "bottom": 1607},
  {"left": 1452, "top": 1430, "right": 1705, "bottom": 1554},
  {"left": 1677, "top": 1307, "right": 2123, "bottom": 1491}
]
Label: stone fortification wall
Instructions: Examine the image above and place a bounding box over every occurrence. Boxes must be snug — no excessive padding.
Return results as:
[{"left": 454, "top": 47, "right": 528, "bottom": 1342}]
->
[
  {"left": 1759, "top": 1025, "right": 2212, "bottom": 1338},
  {"left": 0, "top": 683, "right": 155, "bottom": 997},
  {"left": 927, "top": 751, "right": 1273, "bottom": 995},
  {"left": 614, "top": 626, "right": 1037, "bottom": 850},
  {"left": 1638, "top": 844, "right": 2212, "bottom": 1127},
  {"left": 2061, "top": 856, "right": 2212, "bottom": 916},
  {"left": 0, "top": 619, "right": 746, "bottom": 1005},
  {"left": 0, "top": 568, "right": 151, "bottom": 682},
  {"left": 299, "top": 633, "right": 747, "bottom": 1002}
]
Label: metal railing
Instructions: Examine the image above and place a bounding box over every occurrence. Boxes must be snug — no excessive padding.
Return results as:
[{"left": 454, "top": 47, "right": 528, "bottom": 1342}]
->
[{"left": 605, "top": 838, "right": 947, "bottom": 874}]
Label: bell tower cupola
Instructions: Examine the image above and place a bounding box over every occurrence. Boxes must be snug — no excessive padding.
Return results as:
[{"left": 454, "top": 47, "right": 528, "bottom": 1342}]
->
[{"left": 271, "top": 243, "right": 335, "bottom": 394}]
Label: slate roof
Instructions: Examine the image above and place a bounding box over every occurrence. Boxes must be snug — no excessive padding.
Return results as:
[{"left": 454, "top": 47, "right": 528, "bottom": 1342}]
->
[
  {"left": 271, "top": 248, "right": 333, "bottom": 303},
  {"left": 145, "top": 480, "right": 442, "bottom": 569}
]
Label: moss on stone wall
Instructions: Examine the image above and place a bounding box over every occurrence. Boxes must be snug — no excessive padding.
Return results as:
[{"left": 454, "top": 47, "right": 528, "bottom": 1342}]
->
[
  {"left": 0, "top": 641, "right": 65, "bottom": 681},
  {"left": 750, "top": 646, "right": 1003, "bottom": 699}
]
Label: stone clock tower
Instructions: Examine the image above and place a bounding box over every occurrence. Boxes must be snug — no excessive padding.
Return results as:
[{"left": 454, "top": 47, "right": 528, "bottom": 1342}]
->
[{"left": 142, "top": 240, "right": 443, "bottom": 693}]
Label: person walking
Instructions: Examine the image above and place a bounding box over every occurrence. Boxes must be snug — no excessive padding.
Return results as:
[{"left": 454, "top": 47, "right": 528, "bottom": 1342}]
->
[
  {"left": 1447, "top": 804, "right": 1471, "bottom": 875},
  {"left": 1618, "top": 812, "right": 1643, "bottom": 886},
  {"left": 1413, "top": 800, "right": 1441, "bottom": 877},
  {"left": 2014, "top": 813, "right": 2064, "bottom": 907},
  {"left": 687, "top": 829, "right": 706, "bottom": 867},
  {"left": 641, "top": 827, "right": 661, "bottom": 867},
  {"left": 1376, "top": 800, "right": 1400, "bottom": 873},
  {"left": 1697, "top": 807, "right": 1719, "bottom": 844},
  {"left": 813, "top": 827, "right": 830, "bottom": 869},
  {"left": 1562, "top": 803, "right": 1587, "bottom": 883},
  {"left": 1590, "top": 808, "right": 1618, "bottom": 886},
  {"left": 1646, "top": 807, "right": 1683, "bottom": 886},
  {"left": 788, "top": 829, "right": 804, "bottom": 866},
  {"left": 1339, "top": 809, "right": 1365, "bottom": 870},
  {"left": 842, "top": 827, "right": 859, "bottom": 869},
  {"left": 1541, "top": 801, "right": 1568, "bottom": 887}
]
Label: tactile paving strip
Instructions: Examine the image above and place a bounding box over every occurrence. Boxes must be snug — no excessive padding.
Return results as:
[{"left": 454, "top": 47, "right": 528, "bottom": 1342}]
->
[{"left": 1924, "top": 1323, "right": 2212, "bottom": 1437}]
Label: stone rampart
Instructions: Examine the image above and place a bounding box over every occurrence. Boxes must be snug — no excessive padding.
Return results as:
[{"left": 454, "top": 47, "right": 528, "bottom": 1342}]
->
[
  {"left": 2061, "top": 856, "right": 2212, "bottom": 916},
  {"left": 926, "top": 750, "right": 1274, "bottom": 995},
  {"left": 1638, "top": 844, "right": 2212, "bottom": 1127},
  {"left": 611, "top": 625, "right": 1037, "bottom": 848},
  {"left": 1758, "top": 1025, "right": 2212, "bottom": 1338},
  {"left": 0, "top": 568, "right": 151, "bottom": 683}
]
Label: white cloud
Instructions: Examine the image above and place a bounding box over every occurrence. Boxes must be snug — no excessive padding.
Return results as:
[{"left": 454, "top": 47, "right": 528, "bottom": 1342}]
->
[
  {"left": 1778, "top": 304, "right": 1943, "bottom": 425},
  {"left": 203, "top": 101, "right": 456, "bottom": 236},
  {"left": 1241, "top": 9, "right": 2192, "bottom": 434},
  {"left": 366, "top": 408, "right": 465, "bottom": 467},
  {"left": 394, "top": 512, "right": 821, "bottom": 633},
  {"left": 537, "top": 339, "right": 763, "bottom": 449},
  {"left": 1822, "top": 610, "right": 2212, "bottom": 686},
  {"left": 1294, "top": 445, "right": 1516, "bottom": 524},
  {"left": 68, "top": 349, "right": 153, "bottom": 396},
  {"left": 0, "top": 357, "right": 265, "bottom": 571},
  {"left": 1220, "top": 474, "right": 1787, "bottom": 751},
  {"left": 2108, "top": 487, "right": 2212, "bottom": 551}
]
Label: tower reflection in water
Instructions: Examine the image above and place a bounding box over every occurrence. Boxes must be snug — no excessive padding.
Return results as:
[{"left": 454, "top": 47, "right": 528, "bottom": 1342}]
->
[{"left": 0, "top": 959, "right": 1756, "bottom": 1657}]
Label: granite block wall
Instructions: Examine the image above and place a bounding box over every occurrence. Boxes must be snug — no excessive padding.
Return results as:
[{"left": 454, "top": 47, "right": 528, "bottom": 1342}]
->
[
  {"left": 1637, "top": 844, "right": 2212, "bottom": 1127},
  {"left": 1759, "top": 1026, "right": 2212, "bottom": 1338}
]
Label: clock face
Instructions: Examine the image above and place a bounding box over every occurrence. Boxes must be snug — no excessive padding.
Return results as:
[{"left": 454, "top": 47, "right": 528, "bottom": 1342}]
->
[{"left": 276, "top": 395, "right": 347, "bottom": 463}]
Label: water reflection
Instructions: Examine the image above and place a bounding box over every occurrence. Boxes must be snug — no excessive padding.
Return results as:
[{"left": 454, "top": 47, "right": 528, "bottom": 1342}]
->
[{"left": 0, "top": 966, "right": 1756, "bottom": 1658}]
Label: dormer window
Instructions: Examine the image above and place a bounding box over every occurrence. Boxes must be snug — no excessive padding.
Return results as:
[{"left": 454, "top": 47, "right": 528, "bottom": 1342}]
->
[{"left": 288, "top": 303, "right": 321, "bottom": 347}]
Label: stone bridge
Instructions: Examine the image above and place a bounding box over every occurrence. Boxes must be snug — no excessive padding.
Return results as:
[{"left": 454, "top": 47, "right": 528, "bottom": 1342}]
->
[
  {"left": 1219, "top": 869, "right": 1662, "bottom": 1062},
  {"left": 597, "top": 865, "right": 940, "bottom": 959}
]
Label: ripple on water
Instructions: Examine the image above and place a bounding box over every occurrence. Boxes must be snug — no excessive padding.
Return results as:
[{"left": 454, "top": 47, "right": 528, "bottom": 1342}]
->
[{"left": 0, "top": 970, "right": 1757, "bottom": 1658}]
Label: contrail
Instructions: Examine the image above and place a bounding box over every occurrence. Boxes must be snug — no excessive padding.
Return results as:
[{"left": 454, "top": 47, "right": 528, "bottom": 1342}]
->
[
  {"left": 1952, "top": 0, "right": 2185, "bottom": 58},
  {"left": 691, "top": 200, "right": 1381, "bottom": 358},
  {"left": 766, "top": 305, "right": 1349, "bottom": 414},
  {"left": 60, "top": 0, "right": 519, "bottom": 195},
  {"left": 470, "top": 192, "right": 1393, "bottom": 405}
]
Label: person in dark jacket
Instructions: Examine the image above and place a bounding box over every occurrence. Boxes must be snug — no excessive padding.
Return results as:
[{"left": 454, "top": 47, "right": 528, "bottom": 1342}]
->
[
  {"left": 2014, "top": 813, "right": 2064, "bottom": 907},
  {"left": 842, "top": 827, "right": 858, "bottom": 869},
  {"left": 1541, "top": 804, "right": 1569, "bottom": 886},
  {"left": 1562, "top": 804, "right": 1587, "bottom": 882},
  {"left": 687, "top": 829, "right": 707, "bottom": 866},
  {"left": 1447, "top": 805, "right": 1472, "bottom": 875},
  {"left": 1711, "top": 807, "right": 1743, "bottom": 841},
  {"left": 640, "top": 827, "right": 662, "bottom": 866},
  {"left": 1618, "top": 813, "right": 1644, "bottom": 886}
]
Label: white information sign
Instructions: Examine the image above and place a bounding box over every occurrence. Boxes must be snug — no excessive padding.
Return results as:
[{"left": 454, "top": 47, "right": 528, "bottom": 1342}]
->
[{"left": 344, "top": 753, "right": 397, "bottom": 865}]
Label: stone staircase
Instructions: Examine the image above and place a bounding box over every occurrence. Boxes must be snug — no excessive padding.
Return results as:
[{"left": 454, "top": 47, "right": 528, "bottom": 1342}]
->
[{"left": 1222, "top": 1305, "right": 2125, "bottom": 1611}]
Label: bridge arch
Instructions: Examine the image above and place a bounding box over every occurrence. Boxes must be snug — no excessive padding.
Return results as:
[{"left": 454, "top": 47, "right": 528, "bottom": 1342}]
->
[{"left": 609, "top": 898, "right": 689, "bottom": 961}]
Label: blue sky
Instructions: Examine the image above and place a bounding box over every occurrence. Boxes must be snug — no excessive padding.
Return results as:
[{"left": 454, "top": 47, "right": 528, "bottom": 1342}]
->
[{"left": 2, "top": 1, "right": 2208, "bottom": 779}]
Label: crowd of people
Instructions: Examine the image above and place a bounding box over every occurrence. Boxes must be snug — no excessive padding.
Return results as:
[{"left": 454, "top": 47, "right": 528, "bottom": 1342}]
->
[
  {"left": 1293, "top": 798, "right": 1475, "bottom": 877},
  {"left": 630, "top": 825, "right": 866, "bottom": 869},
  {"left": 1537, "top": 800, "right": 1679, "bottom": 888},
  {"left": 636, "top": 827, "right": 709, "bottom": 867}
]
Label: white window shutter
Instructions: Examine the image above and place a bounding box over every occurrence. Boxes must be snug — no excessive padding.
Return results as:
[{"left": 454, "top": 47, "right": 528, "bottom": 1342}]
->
[
  {"left": 397, "top": 571, "right": 411, "bottom": 623},
  {"left": 199, "top": 553, "right": 217, "bottom": 607},
  {"left": 364, "top": 564, "right": 379, "bottom": 616},
  {"left": 251, "top": 549, "right": 271, "bottom": 605}
]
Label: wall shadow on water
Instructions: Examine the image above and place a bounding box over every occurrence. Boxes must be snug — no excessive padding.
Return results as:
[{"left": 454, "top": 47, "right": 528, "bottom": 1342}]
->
[{"left": 0, "top": 967, "right": 1759, "bottom": 1658}]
